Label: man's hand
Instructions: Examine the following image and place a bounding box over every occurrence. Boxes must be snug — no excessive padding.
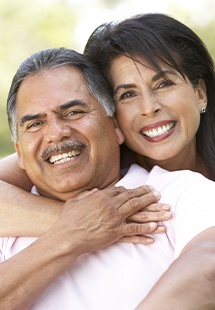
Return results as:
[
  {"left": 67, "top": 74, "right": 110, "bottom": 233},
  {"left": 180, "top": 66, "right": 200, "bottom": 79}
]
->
[{"left": 54, "top": 185, "right": 170, "bottom": 256}]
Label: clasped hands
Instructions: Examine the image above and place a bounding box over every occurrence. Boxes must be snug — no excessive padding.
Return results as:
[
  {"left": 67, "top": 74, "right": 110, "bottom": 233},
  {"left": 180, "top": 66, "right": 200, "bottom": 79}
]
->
[{"left": 54, "top": 185, "right": 171, "bottom": 256}]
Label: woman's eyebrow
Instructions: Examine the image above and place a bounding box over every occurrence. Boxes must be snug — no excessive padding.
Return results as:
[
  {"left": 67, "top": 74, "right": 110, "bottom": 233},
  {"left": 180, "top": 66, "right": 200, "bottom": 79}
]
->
[
  {"left": 114, "top": 83, "right": 137, "bottom": 95},
  {"left": 152, "top": 70, "right": 177, "bottom": 82},
  {"left": 114, "top": 70, "right": 178, "bottom": 95}
]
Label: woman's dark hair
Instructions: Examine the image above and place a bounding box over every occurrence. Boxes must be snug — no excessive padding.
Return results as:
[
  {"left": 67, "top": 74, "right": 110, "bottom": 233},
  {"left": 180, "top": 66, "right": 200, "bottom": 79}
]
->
[{"left": 84, "top": 13, "right": 215, "bottom": 179}]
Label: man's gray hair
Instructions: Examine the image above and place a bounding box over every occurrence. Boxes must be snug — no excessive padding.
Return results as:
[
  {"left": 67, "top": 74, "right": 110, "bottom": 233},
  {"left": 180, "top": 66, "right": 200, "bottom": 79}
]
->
[{"left": 7, "top": 47, "right": 115, "bottom": 142}]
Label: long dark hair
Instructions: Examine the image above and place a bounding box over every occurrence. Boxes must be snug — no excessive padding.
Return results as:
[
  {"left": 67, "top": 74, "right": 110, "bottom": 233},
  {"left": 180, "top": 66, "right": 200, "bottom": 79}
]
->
[{"left": 85, "top": 13, "right": 215, "bottom": 179}]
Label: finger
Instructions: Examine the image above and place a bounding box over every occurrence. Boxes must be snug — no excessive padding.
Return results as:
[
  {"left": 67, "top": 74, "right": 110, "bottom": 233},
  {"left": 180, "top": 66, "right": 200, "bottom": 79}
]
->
[
  {"left": 118, "top": 235, "right": 154, "bottom": 245},
  {"left": 75, "top": 188, "right": 99, "bottom": 199},
  {"left": 144, "top": 203, "right": 170, "bottom": 212},
  {"left": 105, "top": 185, "right": 156, "bottom": 201},
  {"left": 105, "top": 185, "right": 127, "bottom": 197},
  {"left": 127, "top": 210, "right": 171, "bottom": 223},
  {"left": 118, "top": 190, "right": 161, "bottom": 218},
  {"left": 121, "top": 222, "right": 158, "bottom": 236},
  {"left": 117, "top": 225, "right": 166, "bottom": 244},
  {"left": 122, "top": 185, "right": 157, "bottom": 200},
  {"left": 153, "top": 225, "right": 166, "bottom": 234}
]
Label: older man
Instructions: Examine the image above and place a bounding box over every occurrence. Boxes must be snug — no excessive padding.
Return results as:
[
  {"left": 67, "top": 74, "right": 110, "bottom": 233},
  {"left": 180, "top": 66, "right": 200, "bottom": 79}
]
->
[
  {"left": 0, "top": 47, "right": 167, "bottom": 309},
  {"left": 0, "top": 47, "right": 215, "bottom": 310}
]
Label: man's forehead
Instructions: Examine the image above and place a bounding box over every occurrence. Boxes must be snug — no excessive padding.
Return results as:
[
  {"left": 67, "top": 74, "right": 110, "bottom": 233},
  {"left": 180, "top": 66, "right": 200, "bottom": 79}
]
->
[
  {"left": 23, "top": 65, "right": 87, "bottom": 86},
  {"left": 16, "top": 67, "right": 102, "bottom": 119},
  {"left": 17, "top": 66, "right": 90, "bottom": 103}
]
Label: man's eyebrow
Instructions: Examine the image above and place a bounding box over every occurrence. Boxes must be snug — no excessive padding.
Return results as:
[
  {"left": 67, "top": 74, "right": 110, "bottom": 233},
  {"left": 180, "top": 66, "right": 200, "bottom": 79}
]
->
[
  {"left": 20, "top": 113, "right": 45, "bottom": 127},
  {"left": 58, "top": 100, "right": 88, "bottom": 111},
  {"left": 114, "top": 83, "right": 137, "bottom": 95},
  {"left": 20, "top": 100, "right": 89, "bottom": 126}
]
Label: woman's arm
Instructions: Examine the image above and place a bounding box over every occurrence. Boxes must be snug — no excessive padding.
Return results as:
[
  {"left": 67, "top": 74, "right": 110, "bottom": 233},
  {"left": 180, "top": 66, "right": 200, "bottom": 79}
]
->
[
  {"left": 136, "top": 227, "right": 215, "bottom": 309},
  {"left": 0, "top": 153, "right": 33, "bottom": 191},
  {"left": 0, "top": 179, "right": 62, "bottom": 236},
  {"left": 0, "top": 153, "right": 62, "bottom": 236},
  {"left": 0, "top": 153, "right": 169, "bottom": 238},
  {"left": 0, "top": 185, "right": 169, "bottom": 309}
]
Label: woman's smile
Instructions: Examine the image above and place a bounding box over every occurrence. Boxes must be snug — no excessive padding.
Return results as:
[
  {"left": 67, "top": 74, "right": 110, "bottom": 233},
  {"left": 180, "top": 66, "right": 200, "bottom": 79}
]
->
[{"left": 140, "top": 120, "right": 176, "bottom": 142}]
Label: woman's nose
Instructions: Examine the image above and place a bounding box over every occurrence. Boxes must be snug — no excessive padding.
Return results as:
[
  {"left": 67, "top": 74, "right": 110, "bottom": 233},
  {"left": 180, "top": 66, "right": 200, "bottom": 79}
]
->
[{"left": 140, "top": 92, "right": 161, "bottom": 117}]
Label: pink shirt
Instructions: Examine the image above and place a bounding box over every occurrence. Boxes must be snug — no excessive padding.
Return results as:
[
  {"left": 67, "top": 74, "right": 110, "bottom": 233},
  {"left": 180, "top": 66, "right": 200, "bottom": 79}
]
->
[{"left": 1, "top": 164, "right": 215, "bottom": 309}]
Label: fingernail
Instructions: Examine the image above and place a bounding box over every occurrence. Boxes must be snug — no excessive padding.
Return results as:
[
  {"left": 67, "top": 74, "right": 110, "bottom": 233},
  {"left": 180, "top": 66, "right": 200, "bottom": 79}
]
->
[
  {"left": 153, "top": 190, "right": 160, "bottom": 199},
  {"left": 148, "top": 185, "right": 154, "bottom": 190},
  {"left": 162, "top": 205, "right": 170, "bottom": 210},
  {"left": 149, "top": 222, "right": 157, "bottom": 229},
  {"left": 146, "top": 238, "right": 154, "bottom": 243},
  {"left": 164, "top": 212, "right": 171, "bottom": 218},
  {"left": 157, "top": 226, "right": 165, "bottom": 231}
]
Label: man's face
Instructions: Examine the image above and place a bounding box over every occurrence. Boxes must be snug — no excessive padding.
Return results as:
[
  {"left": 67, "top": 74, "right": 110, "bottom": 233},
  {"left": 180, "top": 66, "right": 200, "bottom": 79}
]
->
[{"left": 15, "top": 66, "right": 124, "bottom": 201}]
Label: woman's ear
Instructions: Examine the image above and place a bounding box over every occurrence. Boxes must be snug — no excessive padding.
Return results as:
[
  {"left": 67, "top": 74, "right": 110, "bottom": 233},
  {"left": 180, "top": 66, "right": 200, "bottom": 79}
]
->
[
  {"left": 113, "top": 117, "right": 125, "bottom": 145},
  {"left": 196, "top": 79, "right": 207, "bottom": 112}
]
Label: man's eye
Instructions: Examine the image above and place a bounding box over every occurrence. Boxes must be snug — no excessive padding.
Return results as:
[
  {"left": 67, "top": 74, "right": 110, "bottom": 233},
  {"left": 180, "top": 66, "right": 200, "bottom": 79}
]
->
[
  {"left": 27, "top": 121, "right": 43, "bottom": 130},
  {"left": 63, "top": 110, "right": 86, "bottom": 120},
  {"left": 65, "top": 110, "right": 84, "bottom": 117}
]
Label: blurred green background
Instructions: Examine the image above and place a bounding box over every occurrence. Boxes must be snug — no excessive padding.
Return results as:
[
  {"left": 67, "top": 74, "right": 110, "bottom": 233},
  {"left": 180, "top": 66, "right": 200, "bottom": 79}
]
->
[{"left": 1, "top": 0, "right": 215, "bottom": 158}]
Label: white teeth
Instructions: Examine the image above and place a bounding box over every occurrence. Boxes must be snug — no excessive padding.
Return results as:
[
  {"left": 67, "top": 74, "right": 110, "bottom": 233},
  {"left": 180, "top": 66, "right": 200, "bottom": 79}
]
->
[
  {"left": 49, "top": 150, "right": 80, "bottom": 164},
  {"left": 141, "top": 122, "right": 174, "bottom": 138}
]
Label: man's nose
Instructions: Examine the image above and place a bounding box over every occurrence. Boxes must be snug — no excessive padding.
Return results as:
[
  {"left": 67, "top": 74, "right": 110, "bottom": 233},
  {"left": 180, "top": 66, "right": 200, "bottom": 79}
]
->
[{"left": 44, "top": 118, "right": 72, "bottom": 143}]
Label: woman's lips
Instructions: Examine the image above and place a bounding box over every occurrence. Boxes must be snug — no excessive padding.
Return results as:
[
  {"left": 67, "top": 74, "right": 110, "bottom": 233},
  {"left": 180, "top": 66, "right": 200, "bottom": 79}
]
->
[{"left": 140, "top": 121, "right": 176, "bottom": 142}]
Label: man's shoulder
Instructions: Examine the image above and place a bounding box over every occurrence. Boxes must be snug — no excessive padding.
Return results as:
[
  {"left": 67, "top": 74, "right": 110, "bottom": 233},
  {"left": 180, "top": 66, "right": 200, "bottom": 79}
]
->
[
  {"left": 117, "top": 164, "right": 149, "bottom": 188},
  {"left": 118, "top": 163, "right": 215, "bottom": 192},
  {"left": 149, "top": 165, "right": 214, "bottom": 186},
  {"left": 117, "top": 164, "right": 195, "bottom": 189}
]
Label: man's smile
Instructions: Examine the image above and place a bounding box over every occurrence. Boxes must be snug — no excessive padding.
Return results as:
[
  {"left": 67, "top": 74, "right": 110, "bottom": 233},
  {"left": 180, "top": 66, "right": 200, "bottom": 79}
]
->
[{"left": 49, "top": 150, "right": 81, "bottom": 164}]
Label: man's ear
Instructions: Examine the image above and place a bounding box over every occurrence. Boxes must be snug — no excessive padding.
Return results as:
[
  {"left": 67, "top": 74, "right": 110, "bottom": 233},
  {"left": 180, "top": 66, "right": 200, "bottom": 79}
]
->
[
  {"left": 196, "top": 79, "right": 207, "bottom": 111},
  {"left": 14, "top": 142, "right": 25, "bottom": 170},
  {"left": 113, "top": 117, "right": 124, "bottom": 145}
]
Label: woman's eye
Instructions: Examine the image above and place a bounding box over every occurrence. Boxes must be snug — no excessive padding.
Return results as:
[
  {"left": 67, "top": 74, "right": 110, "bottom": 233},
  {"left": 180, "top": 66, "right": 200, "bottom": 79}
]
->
[
  {"left": 157, "top": 80, "right": 174, "bottom": 89},
  {"left": 119, "top": 91, "right": 135, "bottom": 100}
]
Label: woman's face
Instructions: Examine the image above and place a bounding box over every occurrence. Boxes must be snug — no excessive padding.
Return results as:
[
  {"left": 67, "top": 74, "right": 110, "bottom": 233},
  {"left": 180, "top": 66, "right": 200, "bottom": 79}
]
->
[{"left": 109, "top": 55, "right": 207, "bottom": 168}]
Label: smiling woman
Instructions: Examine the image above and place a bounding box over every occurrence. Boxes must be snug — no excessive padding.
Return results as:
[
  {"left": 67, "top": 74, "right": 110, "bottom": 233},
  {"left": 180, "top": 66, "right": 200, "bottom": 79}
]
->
[
  {"left": 84, "top": 12, "right": 215, "bottom": 180},
  {"left": 109, "top": 55, "right": 206, "bottom": 167},
  {"left": 1, "top": 18, "right": 215, "bottom": 310}
]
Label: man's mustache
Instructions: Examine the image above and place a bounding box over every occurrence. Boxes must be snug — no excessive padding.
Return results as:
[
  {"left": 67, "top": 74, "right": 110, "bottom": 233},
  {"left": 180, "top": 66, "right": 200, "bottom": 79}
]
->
[{"left": 41, "top": 140, "right": 86, "bottom": 160}]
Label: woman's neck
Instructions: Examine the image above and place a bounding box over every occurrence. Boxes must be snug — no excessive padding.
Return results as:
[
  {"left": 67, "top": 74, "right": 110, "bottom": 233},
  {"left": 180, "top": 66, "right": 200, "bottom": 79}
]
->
[{"left": 135, "top": 152, "right": 213, "bottom": 180}]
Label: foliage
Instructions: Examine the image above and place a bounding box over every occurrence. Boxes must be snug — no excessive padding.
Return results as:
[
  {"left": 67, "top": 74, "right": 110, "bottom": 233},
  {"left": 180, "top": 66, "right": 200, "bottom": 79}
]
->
[
  {"left": 1, "top": 0, "right": 215, "bottom": 159},
  {"left": 0, "top": 0, "right": 78, "bottom": 158}
]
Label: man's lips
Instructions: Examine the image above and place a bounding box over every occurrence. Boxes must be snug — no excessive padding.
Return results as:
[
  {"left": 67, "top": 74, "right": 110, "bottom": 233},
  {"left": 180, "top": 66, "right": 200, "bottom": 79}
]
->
[
  {"left": 140, "top": 121, "right": 176, "bottom": 139},
  {"left": 49, "top": 150, "right": 81, "bottom": 165},
  {"left": 41, "top": 140, "right": 86, "bottom": 163}
]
